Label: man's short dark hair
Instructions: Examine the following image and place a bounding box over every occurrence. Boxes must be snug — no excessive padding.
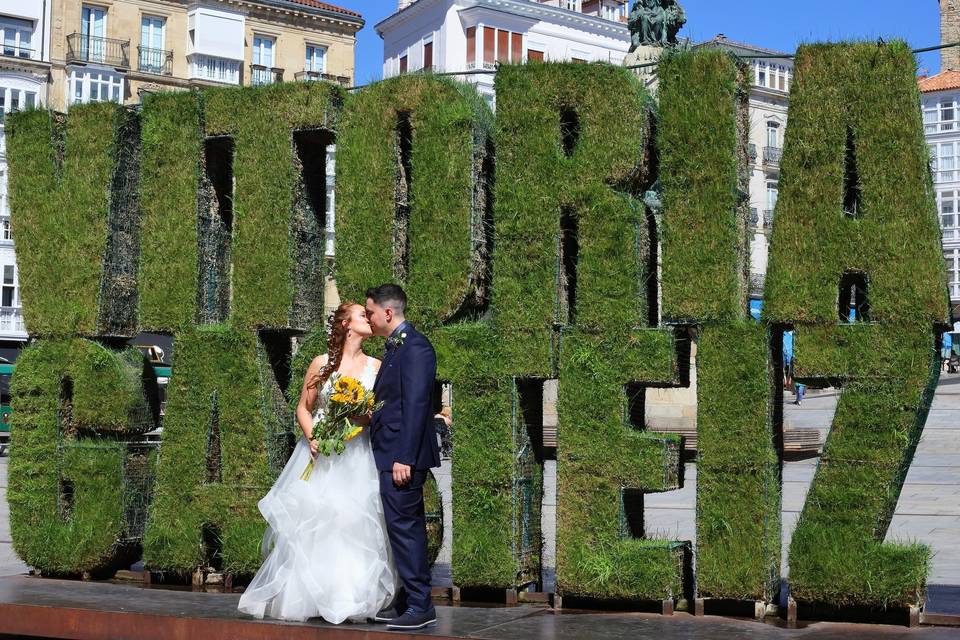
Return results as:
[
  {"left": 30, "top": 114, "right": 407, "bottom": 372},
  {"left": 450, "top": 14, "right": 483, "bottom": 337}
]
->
[{"left": 366, "top": 283, "right": 407, "bottom": 313}]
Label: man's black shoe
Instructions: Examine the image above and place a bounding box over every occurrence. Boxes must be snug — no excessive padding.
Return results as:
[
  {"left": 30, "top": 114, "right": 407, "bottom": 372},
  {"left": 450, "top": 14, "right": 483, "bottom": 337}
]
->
[
  {"left": 385, "top": 607, "right": 437, "bottom": 631},
  {"left": 372, "top": 605, "right": 402, "bottom": 623}
]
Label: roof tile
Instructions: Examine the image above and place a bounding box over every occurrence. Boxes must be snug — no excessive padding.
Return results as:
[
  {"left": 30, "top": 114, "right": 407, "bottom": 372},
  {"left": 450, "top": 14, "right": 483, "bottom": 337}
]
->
[{"left": 919, "top": 70, "right": 960, "bottom": 93}]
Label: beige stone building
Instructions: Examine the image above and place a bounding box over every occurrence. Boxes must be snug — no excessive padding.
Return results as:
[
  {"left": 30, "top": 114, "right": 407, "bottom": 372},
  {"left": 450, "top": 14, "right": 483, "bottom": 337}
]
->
[{"left": 46, "top": 0, "right": 363, "bottom": 110}]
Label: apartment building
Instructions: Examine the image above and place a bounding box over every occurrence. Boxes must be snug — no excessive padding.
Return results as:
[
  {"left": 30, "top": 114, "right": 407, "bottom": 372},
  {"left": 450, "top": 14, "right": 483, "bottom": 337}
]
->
[
  {"left": 47, "top": 0, "right": 364, "bottom": 110},
  {"left": 379, "top": 0, "right": 631, "bottom": 108}
]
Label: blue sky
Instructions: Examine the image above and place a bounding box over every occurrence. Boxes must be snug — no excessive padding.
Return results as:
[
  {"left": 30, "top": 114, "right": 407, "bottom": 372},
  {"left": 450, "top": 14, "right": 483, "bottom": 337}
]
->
[{"left": 332, "top": 0, "right": 943, "bottom": 85}]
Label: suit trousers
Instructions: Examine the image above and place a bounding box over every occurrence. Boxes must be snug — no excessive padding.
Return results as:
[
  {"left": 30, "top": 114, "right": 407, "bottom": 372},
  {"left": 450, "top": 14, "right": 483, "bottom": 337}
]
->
[{"left": 379, "top": 469, "right": 433, "bottom": 613}]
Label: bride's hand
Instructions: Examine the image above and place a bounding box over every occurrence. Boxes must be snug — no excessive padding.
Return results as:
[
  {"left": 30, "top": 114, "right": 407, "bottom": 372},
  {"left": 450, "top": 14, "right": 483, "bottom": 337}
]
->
[
  {"left": 351, "top": 413, "right": 371, "bottom": 426},
  {"left": 308, "top": 438, "right": 319, "bottom": 457}
]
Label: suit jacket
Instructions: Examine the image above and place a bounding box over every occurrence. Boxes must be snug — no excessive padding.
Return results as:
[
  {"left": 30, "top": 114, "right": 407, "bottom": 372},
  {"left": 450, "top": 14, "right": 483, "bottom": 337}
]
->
[{"left": 371, "top": 323, "right": 441, "bottom": 472}]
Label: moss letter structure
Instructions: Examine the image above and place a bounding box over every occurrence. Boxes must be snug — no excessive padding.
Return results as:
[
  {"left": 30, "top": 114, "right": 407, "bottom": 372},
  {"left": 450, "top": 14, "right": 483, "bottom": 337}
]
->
[
  {"left": 335, "top": 75, "right": 492, "bottom": 328},
  {"left": 658, "top": 50, "right": 780, "bottom": 601},
  {"left": 6, "top": 104, "right": 138, "bottom": 337},
  {"left": 495, "top": 62, "right": 687, "bottom": 600},
  {"left": 143, "top": 326, "right": 287, "bottom": 575},
  {"left": 8, "top": 339, "right": 156, "bottom": 576},
  {"left": 765, "top": 42, "right": 948, "bottom": 609}
]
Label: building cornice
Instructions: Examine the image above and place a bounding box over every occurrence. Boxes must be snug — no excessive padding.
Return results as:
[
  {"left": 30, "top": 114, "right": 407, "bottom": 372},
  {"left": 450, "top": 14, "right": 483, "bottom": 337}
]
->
[
  {"left": 190, "top": 0, "right": 364, "bottom": 32},
  {"left": 376, "top": 0, "right": 628, "bottom": 41}
]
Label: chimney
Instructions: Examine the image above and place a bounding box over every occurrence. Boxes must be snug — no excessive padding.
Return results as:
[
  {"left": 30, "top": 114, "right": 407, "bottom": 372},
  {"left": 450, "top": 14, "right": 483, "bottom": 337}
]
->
[
  {"left": 942, "top": 0, "right": 960, "bottom": 71},
  {"left": 398, "top": 0, "right": 416, "bottom": 9}
]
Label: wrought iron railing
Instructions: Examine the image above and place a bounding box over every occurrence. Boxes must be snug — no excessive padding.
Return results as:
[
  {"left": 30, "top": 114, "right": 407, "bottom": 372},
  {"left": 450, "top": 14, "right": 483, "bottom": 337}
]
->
[
  {"left": 250, "top": 64, "right": 283, "bottom": 85},
  {"left": 138, "top": 46, "right": 173, "bottom": 75},
  {"left": 763, "top": 145, "right": 782, "bottom": 165},
  {"left": 750, "top": 207, "right": 759, "bottom": 225},
  {"left": 294, "top": 70, "right": 350, "bottom": 85},
  {"left": 764, "top": 209, "right": 775, "bottom": 227},
  {"left": 66, "top": 33, "right": 130, "bottom": 68},
  {"left": 1, "top": 44, "right": 34, "bottom": 59},
  {"left": 748, "top": 143, "right": 757, "bottom": 162}
]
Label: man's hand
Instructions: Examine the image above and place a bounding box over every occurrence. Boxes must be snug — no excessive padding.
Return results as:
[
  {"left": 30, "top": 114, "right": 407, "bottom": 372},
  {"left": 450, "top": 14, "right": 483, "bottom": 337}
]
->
[
  {"left": 392, "top": 462, "right": 412, "bottom": 487},
  {"left": 352, "top": 413, "right": 372, "bottom": 426}
]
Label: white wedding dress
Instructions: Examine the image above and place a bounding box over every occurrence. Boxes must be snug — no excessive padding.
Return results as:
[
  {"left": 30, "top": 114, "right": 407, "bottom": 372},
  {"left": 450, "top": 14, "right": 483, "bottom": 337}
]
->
[{"left": 238, "top": 357, "right": 397, "bottom": 623}]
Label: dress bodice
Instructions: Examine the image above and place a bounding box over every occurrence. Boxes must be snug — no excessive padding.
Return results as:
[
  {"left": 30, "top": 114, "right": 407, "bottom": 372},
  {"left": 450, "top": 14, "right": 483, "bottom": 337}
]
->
[{"left": 313, "top": 356, "right": 378, "bottom": 425}]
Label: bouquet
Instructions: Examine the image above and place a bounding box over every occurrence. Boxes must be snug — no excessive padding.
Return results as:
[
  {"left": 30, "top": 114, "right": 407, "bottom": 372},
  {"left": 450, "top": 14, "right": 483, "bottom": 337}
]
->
[{"left": 300, "top": 375, "right": 382, "bottom": 481}]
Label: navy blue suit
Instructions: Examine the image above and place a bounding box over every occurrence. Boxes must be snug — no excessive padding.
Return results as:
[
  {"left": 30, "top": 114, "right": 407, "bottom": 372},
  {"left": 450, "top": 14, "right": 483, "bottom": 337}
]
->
[{"left": 371, "top": 322, "right": 440, "bottom": 613}]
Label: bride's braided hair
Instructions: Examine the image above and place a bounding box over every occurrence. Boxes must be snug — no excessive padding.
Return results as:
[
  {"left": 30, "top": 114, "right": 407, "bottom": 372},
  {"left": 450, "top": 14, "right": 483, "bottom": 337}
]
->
[{"left": 306, "top": 302, "right": 357, "bottom": 391}]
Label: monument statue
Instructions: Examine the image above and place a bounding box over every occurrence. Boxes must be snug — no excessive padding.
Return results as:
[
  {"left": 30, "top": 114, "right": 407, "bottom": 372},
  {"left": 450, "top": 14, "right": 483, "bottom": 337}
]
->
[{"left": 629, "top": 0, "right": 686, "bottom": 51}]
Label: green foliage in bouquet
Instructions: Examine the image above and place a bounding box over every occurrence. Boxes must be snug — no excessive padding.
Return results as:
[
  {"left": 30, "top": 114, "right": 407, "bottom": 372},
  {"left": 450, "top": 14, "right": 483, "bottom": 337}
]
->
[
  {"left": 658, "top": 49, "right": 780, "bottom": 601},
  {"left": 8, "top": 339, "right": 156, "bottom": 575},
  {"left": 143, "top": 326, "right": 287, "bottom": 575},
  {"left": 765, "top": 42, "right": 948, "bottom": 608}
]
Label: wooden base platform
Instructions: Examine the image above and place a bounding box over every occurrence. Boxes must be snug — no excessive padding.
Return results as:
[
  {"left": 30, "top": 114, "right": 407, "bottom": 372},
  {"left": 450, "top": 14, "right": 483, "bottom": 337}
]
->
[{"left": 0, "top": 575, "right": 956, "bottom": 640}]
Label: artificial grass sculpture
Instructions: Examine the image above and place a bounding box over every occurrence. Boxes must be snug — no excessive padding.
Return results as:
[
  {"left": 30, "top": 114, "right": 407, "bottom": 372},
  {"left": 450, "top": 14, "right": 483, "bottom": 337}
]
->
[
  {"left": 658, "top": 50, "right": 780, "bottom": 602},
  {"left": 143, "top": 326, "right": 288, "bottom": 575},
  {"left": 5, "top": 103, "right": 131, "bottom": 337},
  {"left": 494, "top": 61, "right": 687, "bottom": 600},
  {"left": 8, "top": 339, "right": 157, "bottom": 575},
  {"left": 765, "top": 42, "right": 949, "bottom": 609},
  {"left": 335, "top": 74, "right": 493, "bottom": 331}
]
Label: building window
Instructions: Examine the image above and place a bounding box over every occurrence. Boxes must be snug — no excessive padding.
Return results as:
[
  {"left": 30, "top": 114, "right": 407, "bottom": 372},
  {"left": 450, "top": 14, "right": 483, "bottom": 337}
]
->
[
  {"left": 483, "top": 26, "right": 495, "bottom": 67},
  {"left": 766, "top": 181, "right": 779, "bottom": 221},
  {"left": 423, "top": 40, "right": 433, "bottom": 71},
  {"left": 69, "top": 70, "right": 123, "bottom": 104},
  {"left": 0, "top": 217, "right": 10, "bottom": 243},
  {"left": 564, "top": 0, "right": 582, "bottom": 11},
  {"left": 252, "top": 36, "right": 276, "bottom": 85},
  {"left": 941, "top": 190, "right": 959, "bottom": 241},
  {"left": 926, "top": 97, "right": 960, "bottom": 134},
  {"left": 80, "top": 5, "right": 108, "bottom": 64},
  {"left": 466, "top": 26, "right": 476, "bottom": 68},
  {"left": 399, "top": 55, "right": 408, "bottom": 74},
  {"left": 528, "top": 49, "right": 544, "bottom": 62},
  {"left": 0, "top": 17, "right": 33, "bottom": 58},
  {"left": 305, "top": 45, "right": 326, "bottom": 73},
  {"left": 778, "top": 66, "right": 786, "bottom": 90},
  {"left": 757, "top": 63, "right": 766, "bottom": 87},
  {"left": 766, "top": 121, "right": 780, "bottom": 148},
  {"left": 602, "top": 2, "right": 626, "bottom": 21},
  {"left": 2, "top": 264, "right": 16, "bottom": 308},
  {"left": 511, "top": 32, "right": 522, "bottom": 62},
  {"left": 936, "top": 141, "right": 957, "bottom": 183},
  {"left": 948, "top": 248, "right": 960, "bottom": 300},
  {"left": 497, "top": 29, "right": 509, "bottom": 63},
  {"left": 189, "top": 55, "right": 240, "bottom": 84},
  {"left": 139, "top": 16, "right": 166, "bottom": 74},
  {"left": 0, "top": 87, "right": 37, "bottom": 121}
]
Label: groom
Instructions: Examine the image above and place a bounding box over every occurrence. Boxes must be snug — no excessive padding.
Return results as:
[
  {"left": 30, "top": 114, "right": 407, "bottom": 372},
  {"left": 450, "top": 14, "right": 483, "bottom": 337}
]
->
[{"left": 365, "top": 284, "right": 441, "bottom": 631}]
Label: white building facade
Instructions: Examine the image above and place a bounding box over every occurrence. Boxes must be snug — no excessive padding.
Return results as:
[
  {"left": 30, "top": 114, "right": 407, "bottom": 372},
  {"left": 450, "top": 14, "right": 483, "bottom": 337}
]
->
[
  {"left": 0, "top": 1, "right": 51, "bottom": 347},
  {"left": 377, "top": 0, "right": 631, "bottom": 108},
  {"left": 695, "top": 36, "right": 792, "bottom": 308},
  {"left": 920, "top": 71, "right": 960, "bottom": 312}
]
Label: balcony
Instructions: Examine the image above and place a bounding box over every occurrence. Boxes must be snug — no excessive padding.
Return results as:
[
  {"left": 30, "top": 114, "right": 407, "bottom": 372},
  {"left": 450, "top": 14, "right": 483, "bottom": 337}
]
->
[
  {"left": 251, "top": 64, "right": 283, "bottom": 85},
  {"left": 138, "top": 46, "right": 173, "bottom": 76},
  {"left": 748, "top": 143, "right": 757, "bottom": 163},
  {"left": 764, "top": 209, "right": 775, "bottom": 227},
  {"left": 0, "top": 307, "right": 25, "bottom": 335},
  {"left": 66, "top": 33, "right": 130, "bottom": 68},
  {"left": 763, "top": 145, "right": 782, "bottom": 165},
  {"left": 294, "top": 70, "right": 350, "bottom": 86},
  {"left": 749, "top": 207, "right": 759, "bottom": 225}
]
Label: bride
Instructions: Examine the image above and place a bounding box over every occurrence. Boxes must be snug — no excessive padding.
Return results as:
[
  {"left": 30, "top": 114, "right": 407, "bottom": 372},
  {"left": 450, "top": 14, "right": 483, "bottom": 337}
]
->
[{"left": 238, "top": 302, "right": 398, "bottom": 623}]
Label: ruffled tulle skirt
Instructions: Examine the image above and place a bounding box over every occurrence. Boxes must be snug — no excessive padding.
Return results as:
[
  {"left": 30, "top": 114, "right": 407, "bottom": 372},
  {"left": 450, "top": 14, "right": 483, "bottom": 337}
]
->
[{"left": 237, "top": 434, "right": 397, "bottom": 623}]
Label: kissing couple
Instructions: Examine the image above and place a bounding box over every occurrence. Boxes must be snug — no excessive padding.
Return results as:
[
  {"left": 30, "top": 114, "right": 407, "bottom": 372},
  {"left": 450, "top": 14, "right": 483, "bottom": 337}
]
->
[{"left": 238, "top": 284, "right": 441, "bottom": 631}]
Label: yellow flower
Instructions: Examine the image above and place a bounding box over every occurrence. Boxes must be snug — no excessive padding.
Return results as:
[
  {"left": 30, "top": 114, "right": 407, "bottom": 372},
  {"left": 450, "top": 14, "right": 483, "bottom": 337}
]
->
[
  {"left": 344, "top": 426, "right": 363, "bottom": 441},
  {"left": 330, "top": 392, "right": 351, "bottom": 404}
]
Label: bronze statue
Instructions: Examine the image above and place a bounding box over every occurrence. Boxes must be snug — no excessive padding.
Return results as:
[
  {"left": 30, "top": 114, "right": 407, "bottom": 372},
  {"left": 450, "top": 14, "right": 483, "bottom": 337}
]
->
[{"left": 628, "top": 0, "right": 686, "bottom": 51}]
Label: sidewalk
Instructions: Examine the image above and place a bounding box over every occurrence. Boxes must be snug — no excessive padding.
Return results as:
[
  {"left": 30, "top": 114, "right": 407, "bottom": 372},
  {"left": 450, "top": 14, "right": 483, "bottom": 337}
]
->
[{"left": 0, "top": 456, "right": 28, "bottom": 578}]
